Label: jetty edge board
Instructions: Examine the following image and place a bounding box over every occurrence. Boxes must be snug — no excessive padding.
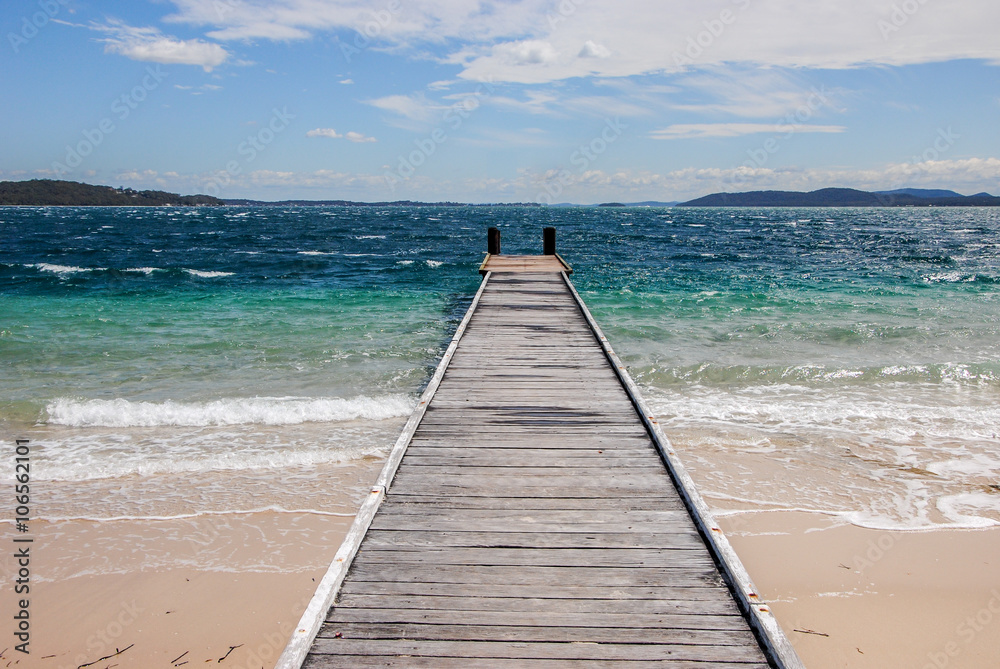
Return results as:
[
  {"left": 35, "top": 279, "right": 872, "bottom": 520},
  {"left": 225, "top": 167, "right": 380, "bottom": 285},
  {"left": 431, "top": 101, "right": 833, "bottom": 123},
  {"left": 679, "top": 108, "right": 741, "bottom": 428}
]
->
[
  {"left": 277, "top": 268, "right": 803, "bottom": 668},
  {"left": 561, "top": 272, "right": 803, "bottom": 668},
  {"left": 273, "top": 272, "right": 493, "bottom": 669}
]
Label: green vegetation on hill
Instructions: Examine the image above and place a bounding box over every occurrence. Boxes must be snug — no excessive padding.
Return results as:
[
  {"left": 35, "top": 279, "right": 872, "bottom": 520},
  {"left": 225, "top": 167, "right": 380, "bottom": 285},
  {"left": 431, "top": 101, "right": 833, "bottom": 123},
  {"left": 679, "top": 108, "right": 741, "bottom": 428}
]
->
[{"left": 0, "top": 179, "right": 222, "bottom": 206}]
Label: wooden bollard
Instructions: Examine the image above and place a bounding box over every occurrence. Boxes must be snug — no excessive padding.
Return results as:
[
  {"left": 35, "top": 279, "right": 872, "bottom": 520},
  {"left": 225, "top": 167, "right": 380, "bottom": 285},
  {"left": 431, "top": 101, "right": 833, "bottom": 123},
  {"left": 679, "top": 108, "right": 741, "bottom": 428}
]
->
[
  {"left": 543, "top": 227, "right": 556, "bottom": 255},
  {"left": 488, "top": 227, "right": 501, "bottom": 254}
]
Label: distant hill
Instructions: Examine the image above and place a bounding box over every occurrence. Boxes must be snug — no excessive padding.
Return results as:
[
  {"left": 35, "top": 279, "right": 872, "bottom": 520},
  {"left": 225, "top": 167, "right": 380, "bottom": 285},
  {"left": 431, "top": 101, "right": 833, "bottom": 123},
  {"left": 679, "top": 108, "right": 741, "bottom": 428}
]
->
[
  {"left": 875, "top": 188, "right": 964, "bottom": 199},
  {"left": 552, "top": 201, "right": 679, "bottom": 207},
  {"left": 597, "top": 201, "right": 679, "bottom": 207},
  {"left": 222, "top": 199, "right": 542, "bottom": 207},
  {"left": 678, "top": 188, "right": 1000, "bottom": 207},
  {"left": 0, "top": 179, "right": 222, "bottom": 206}
]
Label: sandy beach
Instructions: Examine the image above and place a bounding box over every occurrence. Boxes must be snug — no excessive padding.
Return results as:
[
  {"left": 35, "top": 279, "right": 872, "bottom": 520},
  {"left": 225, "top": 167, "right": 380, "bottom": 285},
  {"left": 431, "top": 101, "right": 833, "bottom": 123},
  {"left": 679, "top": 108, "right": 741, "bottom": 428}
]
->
[
  {"left": 0, "top": 456, "right": 385, "bottom": 669},
  {"left": 1, "top": 514, "right": 350, "bottom": 669},
  {"left": 720, "top": 511, "right": 1000, "bottom": 668}
]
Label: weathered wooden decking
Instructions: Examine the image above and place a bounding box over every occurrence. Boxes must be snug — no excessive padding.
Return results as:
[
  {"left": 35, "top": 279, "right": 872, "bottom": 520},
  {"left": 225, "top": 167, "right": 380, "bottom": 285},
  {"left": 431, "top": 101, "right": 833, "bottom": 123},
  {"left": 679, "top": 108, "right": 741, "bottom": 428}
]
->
[
  {"left": 479, "top": 253, "right": 572, "bottom": 274},
  {"left": 280, "top": 268, "right": 801, "bottom": 668}
]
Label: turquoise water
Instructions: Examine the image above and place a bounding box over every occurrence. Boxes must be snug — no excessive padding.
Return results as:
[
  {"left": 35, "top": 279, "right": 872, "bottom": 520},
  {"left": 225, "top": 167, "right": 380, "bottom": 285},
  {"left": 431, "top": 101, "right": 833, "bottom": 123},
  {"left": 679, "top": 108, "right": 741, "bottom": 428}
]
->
[{"left": 2, "top": 205, "right": 1000, "bottom": 539}]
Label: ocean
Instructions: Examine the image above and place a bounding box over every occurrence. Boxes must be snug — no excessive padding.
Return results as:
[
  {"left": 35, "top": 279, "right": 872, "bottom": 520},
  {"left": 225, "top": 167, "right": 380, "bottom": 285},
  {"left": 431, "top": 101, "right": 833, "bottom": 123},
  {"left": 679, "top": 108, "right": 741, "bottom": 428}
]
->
[{"left": 3, "top": 204, "right": 999, "bottom": 579}]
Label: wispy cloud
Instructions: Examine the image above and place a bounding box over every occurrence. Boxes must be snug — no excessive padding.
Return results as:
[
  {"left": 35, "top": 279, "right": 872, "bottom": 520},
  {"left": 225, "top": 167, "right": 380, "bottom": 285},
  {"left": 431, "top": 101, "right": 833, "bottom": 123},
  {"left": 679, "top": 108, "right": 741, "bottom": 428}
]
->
[
  {"left": 92, "top": 18, "right": 228, "bottom": 71},
  {"left": 307, "top": 128, "right": 377, "bottom": 142},
  {"left": 344, "top": 131, "right": 377, "bottom": 143},
  {"left": 367, "top": 94, "right": 443, "bottom": 123},
  {"left": 651, "top": 123, "right": 846, "bottom": 140},
  {"left": 307, "top": 128, "right": 342, "bottom": 138}
]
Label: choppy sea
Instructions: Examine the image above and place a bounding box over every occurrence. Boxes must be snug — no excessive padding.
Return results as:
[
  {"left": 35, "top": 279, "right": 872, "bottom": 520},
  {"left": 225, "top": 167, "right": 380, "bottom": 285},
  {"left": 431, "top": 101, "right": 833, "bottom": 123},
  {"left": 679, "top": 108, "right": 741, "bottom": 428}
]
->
[{"left": 3, "top": 205, "right": 999, "bottom": 576}]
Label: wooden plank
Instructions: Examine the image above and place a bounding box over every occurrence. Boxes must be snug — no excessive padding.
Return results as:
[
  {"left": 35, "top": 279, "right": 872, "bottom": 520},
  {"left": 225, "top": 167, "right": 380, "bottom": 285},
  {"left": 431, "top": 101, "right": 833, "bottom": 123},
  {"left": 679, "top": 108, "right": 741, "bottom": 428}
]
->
[
  {"left": 307, "top": 656, "right": 768, "bottom": 668},
  {"left": 368, "top": 508, "right": 690, "bottom": 529},
  {"left": 325, "top": 607, "right": 753, "bottom": 631},
  {"left": 316, "top": 622, "right": 758, "bottom": 646},
  {"left": 359, "top": 529, "right": 705, "bottom": 550},
  {"left": 378, "top": 496, "right": 687, "bottom": 511},
  {"left": 344, "top": 564, "right": 727, "bottom": 588},
  {"left": 334, "top": 581, "right": 733, "bottom": 603},
  {"left": 309, "top": 639, "right": 761, "bottom": 662},
  {"left": 351, "top": 547, "right": 717, "bottom": 569}
]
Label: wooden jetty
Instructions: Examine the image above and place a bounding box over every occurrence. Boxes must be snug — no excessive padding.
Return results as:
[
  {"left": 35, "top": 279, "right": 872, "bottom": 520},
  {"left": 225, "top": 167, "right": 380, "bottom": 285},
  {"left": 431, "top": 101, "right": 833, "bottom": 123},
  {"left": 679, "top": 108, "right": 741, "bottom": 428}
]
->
[{"left": 278, "top": 228, "right": 802, "bottom": 668}]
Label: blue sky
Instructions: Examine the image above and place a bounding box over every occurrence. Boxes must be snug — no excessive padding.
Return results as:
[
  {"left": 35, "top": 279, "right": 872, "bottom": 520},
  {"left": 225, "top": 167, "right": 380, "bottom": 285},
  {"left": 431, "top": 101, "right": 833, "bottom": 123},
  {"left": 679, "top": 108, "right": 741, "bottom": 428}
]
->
[{"left": 2, "top": 0, "right": 999, "bottom": 203}]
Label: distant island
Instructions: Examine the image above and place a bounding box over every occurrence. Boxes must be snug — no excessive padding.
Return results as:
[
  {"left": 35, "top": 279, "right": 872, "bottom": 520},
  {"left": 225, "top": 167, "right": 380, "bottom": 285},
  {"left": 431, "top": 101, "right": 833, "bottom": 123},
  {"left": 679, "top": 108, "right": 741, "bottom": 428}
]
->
[
  {"left": 678, "top": 188, "right": 1000, "bottom": 207},
  {"left": 0, "top": 179, "right": 223, "bottom": 206},
  {"left": 0, "top": 180, "right": 545, "bottom": 207},
  {"left": 222, "top": 198, "right": 542, "bottom": 207}
]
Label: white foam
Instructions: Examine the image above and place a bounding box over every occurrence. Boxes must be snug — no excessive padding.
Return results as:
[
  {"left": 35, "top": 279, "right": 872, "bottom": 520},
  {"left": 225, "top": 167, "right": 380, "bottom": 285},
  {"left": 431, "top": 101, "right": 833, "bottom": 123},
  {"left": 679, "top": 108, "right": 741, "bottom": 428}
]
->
[
  {"left": 184, "top": 269, "right": 234, "bottom": 278},
  {"left": 123, "top": 267, "right": 159, "bottom": 275},
  {"left": 647, "top": 383, "right": 1000, "bottom": 530},
  {"left": 426, "top": 260, "right": 444, "bottom": 268},
  {"left": 936, "top": 493, "right": 1000, "bottom": 528},
  {"left": 31, "top": 263, "right": 98, "bottom": 274},
  {"left": 298, "top": 251, "right": 336, "bottom": 256},
  {"left": 926, "top": 272, "right": 976, "bottom": 283},
  {"left": 46, "top": 394, "right": 415, "bottom": 427}
]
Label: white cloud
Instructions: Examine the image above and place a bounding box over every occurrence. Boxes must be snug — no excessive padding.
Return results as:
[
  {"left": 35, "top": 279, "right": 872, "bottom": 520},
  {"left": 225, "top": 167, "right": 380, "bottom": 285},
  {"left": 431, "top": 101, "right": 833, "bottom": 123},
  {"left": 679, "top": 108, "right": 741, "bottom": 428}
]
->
[
  {"left": 345, "top": 131, "right": 377, "bottom": 143},
  {"left": 339, "top": 78, "right": 354, "bottom": 84},
  {"left": 307, "top": 128, "right": 377, "bottom": 142},
  {"left": 457, "top": 1, "right": 1000, "bottom": 84},
  {"left": 491, "top": 40, "right": 559, "bottom": 66},
  {"left": 651, "top": 123, "right": 846, "bottom": 140},
  {"left": 367, "top": 94, "right": 442, "bottom": 123},
  {"left": 307, "top": 128, "right": 342, "bottom": 138},
  {"left": 94, "top": 19, "right": 228, "bottom": 71},
  {"left": 578, "top": 41, "right": 611, "bottom": 59}
]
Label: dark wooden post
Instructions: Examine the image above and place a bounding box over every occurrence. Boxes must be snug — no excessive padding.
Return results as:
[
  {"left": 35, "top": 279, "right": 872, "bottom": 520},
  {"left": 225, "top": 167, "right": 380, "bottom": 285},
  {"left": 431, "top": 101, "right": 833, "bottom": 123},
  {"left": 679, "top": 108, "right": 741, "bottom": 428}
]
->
[
  {"left": 543, "top": 227, "right": 556, "bottom": 255},
  {"left": 488, "top": 227, "right": 501, "bottom": 255}
]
